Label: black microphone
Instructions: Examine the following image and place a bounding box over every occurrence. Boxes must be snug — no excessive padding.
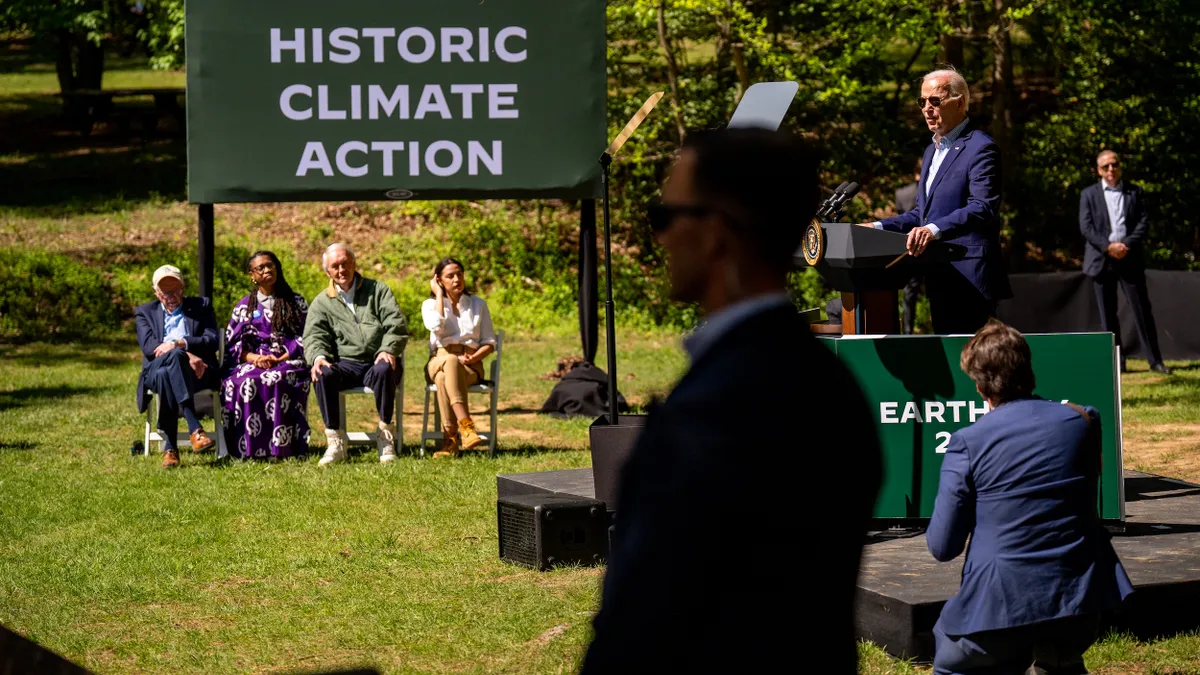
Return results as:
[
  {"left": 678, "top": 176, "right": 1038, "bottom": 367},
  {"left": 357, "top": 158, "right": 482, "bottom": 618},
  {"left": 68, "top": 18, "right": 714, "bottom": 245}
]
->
[
  {"left": 827, "top": 182, "right": 860, "bottom": 219},
  {"left": 815, "top": 182, "right": 849, "bottom": 221}
]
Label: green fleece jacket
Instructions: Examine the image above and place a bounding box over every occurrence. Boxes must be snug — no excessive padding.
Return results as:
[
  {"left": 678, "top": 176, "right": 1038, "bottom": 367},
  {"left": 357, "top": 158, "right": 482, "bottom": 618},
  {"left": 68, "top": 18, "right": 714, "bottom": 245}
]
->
[{"left": 303, "top": 275, "right": 408, "bottom": 365}]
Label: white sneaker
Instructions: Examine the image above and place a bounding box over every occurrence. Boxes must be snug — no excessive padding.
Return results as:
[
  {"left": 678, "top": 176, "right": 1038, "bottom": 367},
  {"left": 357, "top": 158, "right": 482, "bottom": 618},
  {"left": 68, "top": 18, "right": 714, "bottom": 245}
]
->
[
  {"left": 319, "top": 429, "right": 348, "bottom": 466},
  {"left": 378, "top": 422, "right": 396, "bottom": 463}
]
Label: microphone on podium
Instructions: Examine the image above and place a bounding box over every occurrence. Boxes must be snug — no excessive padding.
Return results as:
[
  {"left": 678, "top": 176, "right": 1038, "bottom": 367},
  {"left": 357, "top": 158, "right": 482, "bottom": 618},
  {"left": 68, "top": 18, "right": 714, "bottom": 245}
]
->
[{"left": 816, "top": 181, "right": 859, "bottom": 221}]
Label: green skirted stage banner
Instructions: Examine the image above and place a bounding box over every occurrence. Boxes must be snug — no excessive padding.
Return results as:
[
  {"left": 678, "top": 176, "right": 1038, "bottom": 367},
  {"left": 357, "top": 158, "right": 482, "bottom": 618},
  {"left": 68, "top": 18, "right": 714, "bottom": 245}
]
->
[
  {"left": 821, "top": 333, "right": 1123, "bottom": 521},
  {"left": 186, "top": 0, "right": 606, "bottom": 203}
]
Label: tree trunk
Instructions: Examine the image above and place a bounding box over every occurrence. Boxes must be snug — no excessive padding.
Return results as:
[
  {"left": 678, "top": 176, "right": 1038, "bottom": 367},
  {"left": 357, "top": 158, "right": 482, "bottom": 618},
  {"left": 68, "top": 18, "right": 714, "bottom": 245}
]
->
[
  {"left": 54, "top": 31, "right": 77, "bottom": 93},
  {"left": 732, "top": 43, "right": 750, "bottom": 104},
  {"left": 657, "top": 3, "right": 688, "bottom": 142},
  {"left": 890, "top": 44, "right": 925, "bottom": 117},
  {"left": 991, "top": 0, "right": 1019, "bottom": 265},
  {"left": 720, "top": 1, "right": 750, "bottom": 105},
  {"left": 76, "top": 37, "right": 105, "bottom": 91},
  {"left": 52, "top": 31, "right": 106, "bottom": 94},
  {"left": 939, "top": 34, "right": 964, "bottom": 69}
]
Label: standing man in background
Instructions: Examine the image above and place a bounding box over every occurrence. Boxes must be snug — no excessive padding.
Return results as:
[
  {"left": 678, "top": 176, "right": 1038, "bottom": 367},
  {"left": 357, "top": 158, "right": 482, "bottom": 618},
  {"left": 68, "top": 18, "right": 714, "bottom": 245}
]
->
[
  {"left": 1079, "top": 150, "right": 1171, "bottom": 374},
  {"left": 895, "top": 157, "right": 922, "bottom": 334},
  {"left": 861, "top": 68, "right": 1012, "bottom": 334}
]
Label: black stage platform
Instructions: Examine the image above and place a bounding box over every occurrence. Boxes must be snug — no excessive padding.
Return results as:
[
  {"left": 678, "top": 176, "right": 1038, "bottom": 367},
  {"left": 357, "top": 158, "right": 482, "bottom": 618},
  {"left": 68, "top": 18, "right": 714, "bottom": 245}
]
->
[{"left": 497, "top": 468, "right": 1200, "bottom": 661}]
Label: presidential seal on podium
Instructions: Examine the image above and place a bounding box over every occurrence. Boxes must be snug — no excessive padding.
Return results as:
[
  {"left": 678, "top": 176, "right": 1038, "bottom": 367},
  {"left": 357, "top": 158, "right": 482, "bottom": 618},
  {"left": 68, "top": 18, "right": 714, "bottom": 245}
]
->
[{"left": 801, "top": 219, "right": 825, "bottom": 266}]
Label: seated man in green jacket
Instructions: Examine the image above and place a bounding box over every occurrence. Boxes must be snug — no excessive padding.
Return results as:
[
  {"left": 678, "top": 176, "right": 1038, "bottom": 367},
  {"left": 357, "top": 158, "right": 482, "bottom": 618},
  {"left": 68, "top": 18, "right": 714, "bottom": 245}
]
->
[{"left": 304, "top": 243, "right": 409, "bottom": 465}]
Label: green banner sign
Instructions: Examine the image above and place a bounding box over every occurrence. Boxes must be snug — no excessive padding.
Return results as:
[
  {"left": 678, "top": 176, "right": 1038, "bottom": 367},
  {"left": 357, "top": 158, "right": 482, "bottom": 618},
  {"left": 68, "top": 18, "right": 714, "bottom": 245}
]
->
[
  {"left": 821, "top": 333, "right": 1123, "bottom": 521},
  {"left": 186, "top": 0, "right": 606, "bottom": 203}
]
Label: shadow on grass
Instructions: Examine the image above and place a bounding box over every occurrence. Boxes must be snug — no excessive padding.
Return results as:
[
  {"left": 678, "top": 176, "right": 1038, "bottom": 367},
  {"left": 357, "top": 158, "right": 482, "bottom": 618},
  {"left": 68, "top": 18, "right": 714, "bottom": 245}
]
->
[
  {"left": 0, "top": 135, "right": 185, "bottom": 216},
  {"left": 0, "top": 384, "right": 106, "bottom": 411},
  {"left": 0, "top": 338, "right": 139, "bottom": 369},
  {"left": 1, "top": 36, "right": 187, "bottom": 216},
  {"left": 1124, "top": 378, "right": 1200, "bottom": 410},
  {"left": 0, "top": 440, "right": 36, "bottom": 450}
]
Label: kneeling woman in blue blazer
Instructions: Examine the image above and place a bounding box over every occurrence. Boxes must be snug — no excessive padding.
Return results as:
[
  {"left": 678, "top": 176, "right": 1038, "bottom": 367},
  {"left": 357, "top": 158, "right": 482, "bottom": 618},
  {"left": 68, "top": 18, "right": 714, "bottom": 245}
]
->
[{"left": 928, "top": 321, "right": 1133, "bottom": 675}]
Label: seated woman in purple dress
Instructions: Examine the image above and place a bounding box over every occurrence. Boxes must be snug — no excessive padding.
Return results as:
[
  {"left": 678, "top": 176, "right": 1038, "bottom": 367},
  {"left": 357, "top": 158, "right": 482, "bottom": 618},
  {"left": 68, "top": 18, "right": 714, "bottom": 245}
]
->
[{"left": 222, "top": 251, "right": 311, "bottom": 459}]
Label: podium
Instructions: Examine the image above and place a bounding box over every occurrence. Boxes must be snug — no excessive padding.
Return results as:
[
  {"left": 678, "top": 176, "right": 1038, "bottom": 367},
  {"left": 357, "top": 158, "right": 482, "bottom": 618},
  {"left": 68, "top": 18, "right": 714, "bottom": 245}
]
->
[{"left": 797, "top": 222, "right": 965, "bottom": 334}]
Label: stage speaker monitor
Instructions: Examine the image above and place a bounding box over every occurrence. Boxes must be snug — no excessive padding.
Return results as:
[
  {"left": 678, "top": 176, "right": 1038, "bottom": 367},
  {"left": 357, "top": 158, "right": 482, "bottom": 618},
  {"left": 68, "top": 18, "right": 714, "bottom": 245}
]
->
[{"left": 498, "top": 494, "right": 608, "bottom": 571}]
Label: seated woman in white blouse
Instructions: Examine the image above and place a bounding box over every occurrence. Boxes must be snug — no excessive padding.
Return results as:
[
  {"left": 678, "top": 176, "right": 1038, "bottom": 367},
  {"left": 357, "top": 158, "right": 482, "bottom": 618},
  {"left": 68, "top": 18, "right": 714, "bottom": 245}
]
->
[{"left": 422, "top": 257, "right": 497, "bottom": 457}]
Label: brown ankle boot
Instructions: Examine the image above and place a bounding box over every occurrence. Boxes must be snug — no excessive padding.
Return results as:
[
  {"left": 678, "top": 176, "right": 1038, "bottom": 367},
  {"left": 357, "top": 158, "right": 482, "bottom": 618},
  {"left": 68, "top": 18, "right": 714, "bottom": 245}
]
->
[
  {"left": 433, "top": 429, "right": 460, "bottom": 459},
  {"left": 458, "top": 418, "right": 484, "bottom": 450}
]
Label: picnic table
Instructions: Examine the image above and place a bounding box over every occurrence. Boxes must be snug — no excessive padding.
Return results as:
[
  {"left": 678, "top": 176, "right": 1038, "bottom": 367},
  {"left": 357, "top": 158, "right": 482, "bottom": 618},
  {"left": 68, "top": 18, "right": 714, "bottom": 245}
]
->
[{"left": 58, "top": 87, "right": 186, "bottom": 136}]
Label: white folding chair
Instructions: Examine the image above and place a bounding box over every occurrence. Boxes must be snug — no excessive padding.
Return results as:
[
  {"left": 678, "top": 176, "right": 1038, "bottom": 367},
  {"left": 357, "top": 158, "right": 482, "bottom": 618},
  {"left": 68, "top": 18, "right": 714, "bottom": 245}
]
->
[
  {"left": 336, "top": 352, "right": 406, "bottom": 451},
  {"left": 144, "top": 332, "right": 226, "bottom": 456},
  {"left": 420, "top": 330, "right": 503, "bottom": 458}
]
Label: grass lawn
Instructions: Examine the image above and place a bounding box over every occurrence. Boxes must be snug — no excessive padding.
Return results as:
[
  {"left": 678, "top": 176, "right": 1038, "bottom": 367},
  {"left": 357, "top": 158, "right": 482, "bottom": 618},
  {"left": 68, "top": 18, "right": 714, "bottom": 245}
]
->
[
  {"left": 3, "top": 36, "right": 1200, "bottom": 675},
  {"left": 1, "top": 336, "right": 1198, "bottom": 674}
]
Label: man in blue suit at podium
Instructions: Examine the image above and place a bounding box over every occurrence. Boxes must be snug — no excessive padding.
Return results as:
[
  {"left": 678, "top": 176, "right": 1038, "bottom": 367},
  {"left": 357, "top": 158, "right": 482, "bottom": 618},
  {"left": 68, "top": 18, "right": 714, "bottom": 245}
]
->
[{"left": 863, "top": 68, "right": 1012, "bottom": 334}]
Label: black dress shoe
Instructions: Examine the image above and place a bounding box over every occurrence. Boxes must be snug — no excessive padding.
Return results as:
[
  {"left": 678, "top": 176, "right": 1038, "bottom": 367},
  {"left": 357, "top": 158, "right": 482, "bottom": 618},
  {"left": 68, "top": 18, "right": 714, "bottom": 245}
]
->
[{"left": 1151, "top": 363, "right": 1173, "bottom": 375}]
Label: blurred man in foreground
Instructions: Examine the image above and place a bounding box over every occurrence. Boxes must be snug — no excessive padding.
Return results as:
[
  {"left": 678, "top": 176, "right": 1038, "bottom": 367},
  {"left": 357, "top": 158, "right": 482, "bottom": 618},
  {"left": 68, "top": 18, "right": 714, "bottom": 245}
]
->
[
  {"left": 582, "top": 128, "right": 883, "bottom": 674},
  {"left": 927, "top": 321, "right": 1132, "bottom": 674}
]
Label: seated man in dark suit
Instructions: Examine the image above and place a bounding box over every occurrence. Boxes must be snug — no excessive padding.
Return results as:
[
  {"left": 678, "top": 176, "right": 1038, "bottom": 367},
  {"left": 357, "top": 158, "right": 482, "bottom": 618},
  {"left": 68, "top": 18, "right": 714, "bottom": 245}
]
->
[
  {"left": 581, "top": 128, "right": 883, "bottom": 674},
  {"left": 928, "top": 321, "right": 1133, "bottom": 674},
  {"left": 135, "top": 265, "right": 220, "bottom": 468}
]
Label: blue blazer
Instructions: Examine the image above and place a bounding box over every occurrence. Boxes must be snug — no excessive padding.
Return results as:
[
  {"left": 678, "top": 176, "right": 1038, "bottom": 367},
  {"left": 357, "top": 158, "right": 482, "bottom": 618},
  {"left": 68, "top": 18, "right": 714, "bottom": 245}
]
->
[
  {"left": 581, "top": 304, "right": 882, "bottom": 674},
  {"left": 134, "top": 296, "right": 219, "bottom": 413},
  {"left": 927, "top": 397, "right": 1133, "bottom": 636},
  {"left": 879, "top": 123, "right": 1012, "bottom": 301}
]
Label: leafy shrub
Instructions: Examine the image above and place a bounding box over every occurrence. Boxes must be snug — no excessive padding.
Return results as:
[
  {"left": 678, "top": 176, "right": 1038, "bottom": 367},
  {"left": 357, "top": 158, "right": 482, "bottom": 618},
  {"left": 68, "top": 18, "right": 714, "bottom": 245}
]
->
[{"left": 0, "top": 249, "right": 125, "bottom": 341}]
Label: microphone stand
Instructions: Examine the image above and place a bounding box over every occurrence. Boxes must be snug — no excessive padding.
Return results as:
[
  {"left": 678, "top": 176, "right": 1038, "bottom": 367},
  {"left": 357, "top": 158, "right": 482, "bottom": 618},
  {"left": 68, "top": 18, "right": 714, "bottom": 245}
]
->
[{"left": 599, "top": 151, "right": 619, "bottom": 426}]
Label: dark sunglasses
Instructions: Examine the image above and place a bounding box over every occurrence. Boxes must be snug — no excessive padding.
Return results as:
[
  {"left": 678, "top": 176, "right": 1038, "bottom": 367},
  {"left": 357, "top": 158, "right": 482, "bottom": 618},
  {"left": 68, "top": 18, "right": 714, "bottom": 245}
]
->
[
  {"left": 648, "top": 203, "right": 718, "bottom": 234},
  {"left": 917, "top": 95, "right": 959, "bottom": 110},
  {"left": 1099, "top": 162, "right": 1120, "bottom": 171}
]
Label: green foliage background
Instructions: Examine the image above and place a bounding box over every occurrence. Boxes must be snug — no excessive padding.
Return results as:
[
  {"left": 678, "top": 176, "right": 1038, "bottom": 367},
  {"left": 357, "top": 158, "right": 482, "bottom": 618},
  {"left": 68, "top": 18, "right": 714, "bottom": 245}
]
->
[{"left": 2, "top": 0, "right": 1198, "bottom": 341}]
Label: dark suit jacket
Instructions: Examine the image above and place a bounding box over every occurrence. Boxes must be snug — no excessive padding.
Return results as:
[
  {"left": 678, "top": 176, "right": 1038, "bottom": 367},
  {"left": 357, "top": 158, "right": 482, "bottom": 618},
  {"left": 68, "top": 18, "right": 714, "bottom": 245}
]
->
[
  {"left": 581, "top": 304, "right": 882, "bottom": 674},
  {"left": 1079, "top": 181, "right": 1151, "bottom": 278},
  {"left": 927, "top": 398, "right": 1133, "bottom": 637},
  {"left": 134, "top": 297, "right": 219, "bottom": 413},
  {"left": 879, "top": 123, "right": 1012, "bottom": 301}
]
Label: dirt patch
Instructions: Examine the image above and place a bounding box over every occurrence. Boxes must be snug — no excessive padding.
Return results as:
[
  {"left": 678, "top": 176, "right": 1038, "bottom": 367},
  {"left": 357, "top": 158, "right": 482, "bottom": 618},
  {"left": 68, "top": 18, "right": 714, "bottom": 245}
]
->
[
  {"left": 1123, "top": 423, "right": 1200, "bottom": 484},
  {"left": 534, "top": 568, "right": 601, "bottom": 589},
  {"left": 1091, "top": 664, "right": 1147, "bottom": 675},
  {"left": 201, "top": 576, "right": 257, "bottom": 591},
  {"left": 528, "top": 623, "right": 570, "bottom": 646}
]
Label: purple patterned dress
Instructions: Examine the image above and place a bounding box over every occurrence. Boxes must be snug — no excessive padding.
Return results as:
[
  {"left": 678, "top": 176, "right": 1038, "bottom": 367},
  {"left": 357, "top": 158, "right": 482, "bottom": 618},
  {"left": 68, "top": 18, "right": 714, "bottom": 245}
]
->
[{"left": 221, "top": 292, "right": 311, "bottom": 459}]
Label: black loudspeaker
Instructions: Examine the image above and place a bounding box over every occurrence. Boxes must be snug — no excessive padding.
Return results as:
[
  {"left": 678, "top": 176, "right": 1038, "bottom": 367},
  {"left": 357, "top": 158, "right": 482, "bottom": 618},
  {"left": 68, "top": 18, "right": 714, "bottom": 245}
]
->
[
  {"left": 498, "top": 494, "right": 608, "bottom": 571},
  {"left": 588, "top": 414, "right": 648, "bottom": 509}
]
